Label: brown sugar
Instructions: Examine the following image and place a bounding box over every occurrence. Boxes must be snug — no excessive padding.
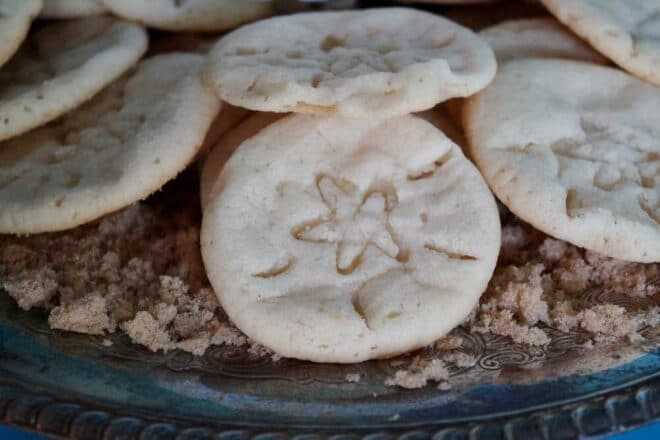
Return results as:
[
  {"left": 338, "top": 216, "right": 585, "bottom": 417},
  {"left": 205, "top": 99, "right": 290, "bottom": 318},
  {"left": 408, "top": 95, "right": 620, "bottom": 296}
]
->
[
  {"left": 0, "top": 179, "right": 657, "bottom": 389},
  {"left": 385, "top": 358, "right": 450, "bottom": 389}
]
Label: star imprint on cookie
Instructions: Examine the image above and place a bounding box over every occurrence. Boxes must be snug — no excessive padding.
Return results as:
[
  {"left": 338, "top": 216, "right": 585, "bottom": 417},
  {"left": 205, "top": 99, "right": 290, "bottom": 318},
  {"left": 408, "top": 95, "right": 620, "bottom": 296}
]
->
[
  {"left": 548, "top": 116, "right": 659, "bottom": 222},
  {"left": 293, "top": 175, "right": 401, "bottom": 274}
]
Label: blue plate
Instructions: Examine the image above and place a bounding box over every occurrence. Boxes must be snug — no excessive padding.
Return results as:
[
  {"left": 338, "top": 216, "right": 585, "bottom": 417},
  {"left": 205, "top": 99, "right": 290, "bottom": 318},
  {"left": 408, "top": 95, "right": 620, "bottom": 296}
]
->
[{"left": 0, "top": 291, "right": 658, "bottom": 439}]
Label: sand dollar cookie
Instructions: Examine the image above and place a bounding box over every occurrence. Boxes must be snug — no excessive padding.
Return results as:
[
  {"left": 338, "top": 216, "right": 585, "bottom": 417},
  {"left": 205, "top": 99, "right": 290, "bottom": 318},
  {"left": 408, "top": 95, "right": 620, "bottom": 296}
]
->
[
  {"left": 465, "top": 59, "right": 660, "bottom": 263},
  {"left": 201, "top": 114, "right": 500, "bottom": 362},
  {"left": 206, "top": 8, "right": 496, "bottom": 118},
  {"left": 0, "top": 17, "right": 147, "bottom": 142},
  {"left": 0, "top": 54, "right": 220, "bottom": 234},
  {"left": 200, "top": 111, "right": 280, "bottom": 211},
  {"left": 0, "top": 0, "right": 42, "bottom": 68},
  {"left": 480, "top": 18, "right": 608, "bottom": 63},
  {"left": 540, "top": 0, "right": 660, "bottom": 85},
  {"left": 41, "top": 0, "right": 104, "bottom": 18},
  {"left": 102, "top": 0, "right": 273, "bottom": 32}
]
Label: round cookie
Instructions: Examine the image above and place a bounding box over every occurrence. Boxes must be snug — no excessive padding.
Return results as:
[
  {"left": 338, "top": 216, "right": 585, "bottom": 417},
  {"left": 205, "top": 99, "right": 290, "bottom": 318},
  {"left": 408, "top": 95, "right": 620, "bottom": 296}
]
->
[
  {"left": 101, "top": 0, "right": 274, "bottom": 32},
  {"left": 200, "top": 111, "right": 280, "bottom": 211},
  {"left": 201, "top": 114, "right": 500, "bottom": 362},
  {"left": 540, "top": 0, "right": 660, "bottom": 85},
  {"left": 206, "top": 8, "right": 496, "bottom": 118},
  {"left": 198, "top": 103, "right": 250, "bottom": 156},
  {"left": 416, "top": 107, "right": 467, "bottom": 151},
  {"left": 465, "top": 59, "right": 660, "bottom": 263},
  {"left": 0, "top": 0, "right": 42, "bottom": 68},
  {"left": 0, "top": 17, "right": 147, "bottom": 142},
  {"left": 41, "top": 0, "right": 104, "bottom": 18},
  {"left": 0, "top": 54, "right": 220, "bottom": 234},
  {"left": 480, "top": 18, "right": 608, "bottom": 63}
]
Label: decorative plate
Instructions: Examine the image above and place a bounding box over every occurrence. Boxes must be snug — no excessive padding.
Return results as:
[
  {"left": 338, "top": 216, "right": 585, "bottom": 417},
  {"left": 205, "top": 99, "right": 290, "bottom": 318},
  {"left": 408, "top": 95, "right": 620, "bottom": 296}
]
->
[
  {"left": 1, "top": 2, "right": 659, "bottom": 439},
  {"left": 1, "top": 291, "right": 659, "bottom": 439}
]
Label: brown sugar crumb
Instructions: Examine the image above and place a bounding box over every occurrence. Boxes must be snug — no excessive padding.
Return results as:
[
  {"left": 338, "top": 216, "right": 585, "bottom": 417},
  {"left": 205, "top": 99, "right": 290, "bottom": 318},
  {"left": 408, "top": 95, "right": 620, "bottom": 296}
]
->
[
  {"left": 441, "top": 352, "right": 476, "bottom": 368},
  {"left": 49, "top": 293, "right": 114, "bottom": 335},
  {"left": 3, "top": 266, "right": 58, "bottom": 310},
  {"left": 385, "top": 359, "right": 450, "bottom": 389},
  {"left": 434, "top": 334, "right": 463, "bottom": 351},
  {"left": 122, "top": 311, "right": 173, "bottom": 352},
  {"left": 0, "top": 193, "right": 254, "bottom": 357},
  {"left": 345, "top": 373, "right": 361, "bottom": 383},
  {"left": 577, "top": 305, "right": 642, "bottom": 343},
  {"left": 467, "top": 214, "right": 659, "bottom": 351},
  {"left": 474, "top": 308, "right": 550, "bottom": 346}
]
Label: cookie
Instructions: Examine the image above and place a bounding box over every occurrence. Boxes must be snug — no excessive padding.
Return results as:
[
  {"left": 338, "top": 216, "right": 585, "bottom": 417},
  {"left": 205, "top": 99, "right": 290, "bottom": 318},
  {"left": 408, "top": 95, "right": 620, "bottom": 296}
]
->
[
  {"left": 417, "top": 107, "right": 467, "bottom": 151},
  {"left": 199, "top": 103, "right": 250, "bottom": 156},
  {"left": 480, "top": 18, "right": 608, "bottom": 63},
  {"left": 201, "top": 114, "right": 500, "bottom": 362},
  {"left": 41, "top": 0, "right": 104, "bottom": 18},
  {"left": 101, "top": 0, "right": 273, "bottom": 32},
  {"left": 200, "top": 111, "right": 281, "bottom": 211},
  {"left": 445, "top": 17, "right": 608, "bottom": 133},
  {"left": 0, "top": 0, "right": 42, "bottom": 68},
  {"left": 0, "top": 17, "right": 147, "bottom": 142},
  {"left": 206, "top": 8, "right": 496, "bottom": 118},
  {"left": 0, "top": 54, "right": 220, "bottom": 234},
  {"left": 540, "top": 0, "right": 660, "bottom": 85},
  {"left": 465, "top": 59, "right": 660, "bottom": 263}
]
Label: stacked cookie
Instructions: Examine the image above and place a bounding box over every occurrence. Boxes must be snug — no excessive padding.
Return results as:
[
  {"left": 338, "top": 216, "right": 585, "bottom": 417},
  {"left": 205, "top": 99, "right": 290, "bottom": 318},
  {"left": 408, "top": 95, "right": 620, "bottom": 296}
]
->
[
  {"left": 199, "top": 8, "right": 502, "bottom": 362},
  {"left": 0, "top": 1, "right": 658, "bottom": 364}
]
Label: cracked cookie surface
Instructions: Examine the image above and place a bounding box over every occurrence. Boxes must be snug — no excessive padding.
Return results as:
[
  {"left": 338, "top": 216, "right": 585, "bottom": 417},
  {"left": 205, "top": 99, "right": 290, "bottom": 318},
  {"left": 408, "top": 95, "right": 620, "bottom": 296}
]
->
[
  {"left": 201, "top": 114, "right": 500, "bottom": 362},
  {"left": 205, "top": 8, "right": 496, "bottom": 118},
  {"left": 465, "top": 59, "right": 660, "bottom": 263},
  {"left": 540, "top": 0, "right": 660, "bottom": 85}
]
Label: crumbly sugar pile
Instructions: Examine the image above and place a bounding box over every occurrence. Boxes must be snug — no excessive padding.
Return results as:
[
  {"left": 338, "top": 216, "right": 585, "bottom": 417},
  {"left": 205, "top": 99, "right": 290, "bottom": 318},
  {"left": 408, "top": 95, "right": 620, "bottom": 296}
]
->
[
  {"left": 0, "top": 177, "right": 657, "bottom": 388},
  {"left": 0, "top": 176, "right": 273, "bottom": 358},
  {"left": 385, "top": 207, "right": 659, "bottom": 389}
]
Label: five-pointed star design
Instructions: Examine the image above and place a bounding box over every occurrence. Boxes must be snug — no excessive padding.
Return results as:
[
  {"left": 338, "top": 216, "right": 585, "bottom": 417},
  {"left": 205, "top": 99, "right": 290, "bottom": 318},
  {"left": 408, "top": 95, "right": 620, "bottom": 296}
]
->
[{"left": 293, "top": 175, "right": 400, "bottom": 274}]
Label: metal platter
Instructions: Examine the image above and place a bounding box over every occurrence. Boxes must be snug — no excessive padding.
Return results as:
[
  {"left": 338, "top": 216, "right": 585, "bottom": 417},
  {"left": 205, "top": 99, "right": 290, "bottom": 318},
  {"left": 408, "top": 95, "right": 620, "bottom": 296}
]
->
[
  {"left": 1, "top": 292, "right": 659, "bottom": 439},
  {"left": 1, "top": 2, "right": 659, "bottom": 439}
]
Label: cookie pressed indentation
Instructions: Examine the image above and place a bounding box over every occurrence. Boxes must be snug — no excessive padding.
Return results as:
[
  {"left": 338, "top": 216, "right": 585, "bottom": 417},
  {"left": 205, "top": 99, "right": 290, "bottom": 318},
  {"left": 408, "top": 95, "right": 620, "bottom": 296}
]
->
[
  {"left": 320, "top": 35, "right": 345, "bottom": 52},
  {"left": 351, "top": 292, "right": 372, "bottom": 330},
  {"left": 293, "top": 174, "right": 401, "bottom": 275},
  {"left": 550, "top": 118, "right": 655, "bottom": 189},
  {"left": 639, "top": 194, "right": 660, "bottom": 224},
  {"left": 565, "top": 187, "right": 580, "bottom": 218},
  {"left": 253, "top": 256, "right": 295, "bottom": 278},
  {"left": 424, "top": 242, "right": 477, "bottom": 261}
]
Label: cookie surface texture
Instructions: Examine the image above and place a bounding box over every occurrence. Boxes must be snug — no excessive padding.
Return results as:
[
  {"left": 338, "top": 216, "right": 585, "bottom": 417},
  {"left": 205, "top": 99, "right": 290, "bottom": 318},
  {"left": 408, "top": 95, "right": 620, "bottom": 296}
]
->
[
  {"left": 102, "top": 0, "right": 273, "bottom": 32},
  {"left": 480, "top": 18, "right": 608, "bottom": 63},
  {"left": 0, "top": 54, "right": 220, "bottom": 234},
  {"left": 200, "top": 111, "right": 280, "bottom": 211},
  {"left": 41, "top": 0, "right": 104, "bottom": 18},
  {"left": 540, "top": 0, "right": 660, "bottom": 85},
  {"left": 0, "top": 17, "right": 147, "bottom": 142},
  {"left": 201, "top": 114, "right": 500, "bottom": 362},
  {"left": 465, "top": 59, "right": 660, "bottom": 263},
  {"left": 0, "top": 0, "right": 42, "bottom": 68},
  {"left": 206, "top": 8, "right": 496, "bottom": 118}
]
